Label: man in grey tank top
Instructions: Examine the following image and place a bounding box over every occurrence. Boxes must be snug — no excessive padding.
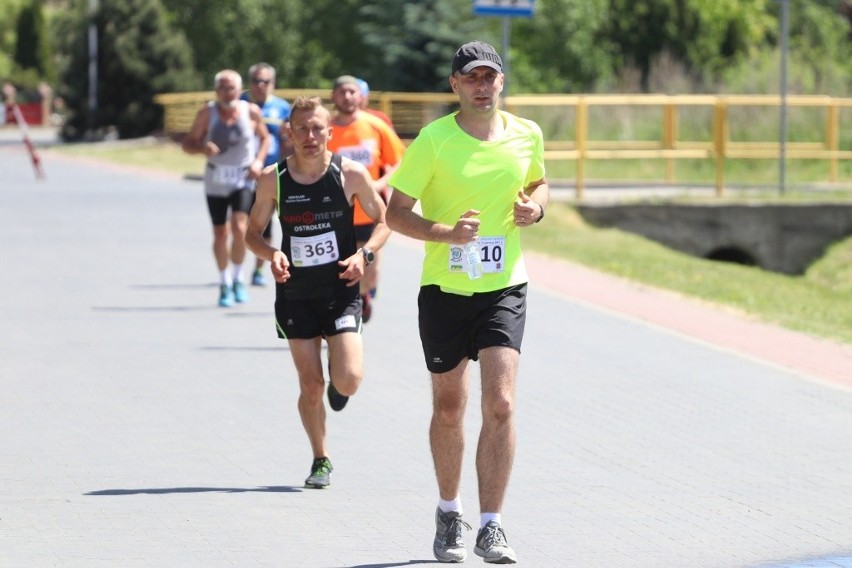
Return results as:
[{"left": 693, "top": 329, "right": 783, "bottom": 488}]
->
[{"left": 182, "top": 69, "right": 270, "bottom": 307}]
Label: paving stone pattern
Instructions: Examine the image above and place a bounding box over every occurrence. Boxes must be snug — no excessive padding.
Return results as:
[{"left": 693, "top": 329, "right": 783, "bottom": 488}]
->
[{"left": 1, "top": 144, "right": 851, "bottom": 567}]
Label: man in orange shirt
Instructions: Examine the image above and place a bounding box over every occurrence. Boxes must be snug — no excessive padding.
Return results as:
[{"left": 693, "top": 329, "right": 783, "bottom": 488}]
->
[
  {"left": 356, "top": 78, "right": 394, "bottom": 129},
  {"left": 327, "top": 75, "right": 406, "bottom": 322}
]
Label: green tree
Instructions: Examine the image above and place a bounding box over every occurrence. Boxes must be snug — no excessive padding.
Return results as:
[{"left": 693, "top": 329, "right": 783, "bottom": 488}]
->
[
  {"left": 358, "top": 0, "right": 489, "bottom": 92},
  {"left": 13, "top": 0, "right": 54, "bottom": 81},
  {"left": 510, "top": 0, "right": 616, "bottom": 93},
  {"left": 57, "top": 0, "right": 197, "bottom": 140},
  {"left": 287, "top": 0, "right": 367, "bottom": 87},
  {"left": 165, "top": 0, "right": 306, "bottom": 88},
  {"left": 0, "top": 0, "right": 26, "bottom": 79},
  {"left": 781, "top": 0, "right": 852, "bottom": 94},
  {"left": 165, "top": 0, "right": 486, "bottom": 92},
  {"left": 605, "top": 0, "right": 771, "bottom": 91}
]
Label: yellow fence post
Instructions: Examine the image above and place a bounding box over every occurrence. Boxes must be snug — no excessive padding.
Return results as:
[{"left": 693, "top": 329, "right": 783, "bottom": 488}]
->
[
  {"left": 713, "top": 99, "right": 727, "bottom": 197},
  {"left": 663, "top": 102, "right": 676, "bottom": 183},
  {"left": 576, "top": 97, "right": 587, "bottom": 200},
  {"left": 827, "top": 101, "right": 839, "bottom": 183},
  {"left": 378, "top": 93, "right": 393, "bottom": 121}
]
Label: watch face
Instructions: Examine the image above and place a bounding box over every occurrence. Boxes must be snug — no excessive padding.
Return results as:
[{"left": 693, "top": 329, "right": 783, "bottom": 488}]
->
[{"left": 362, "top": 248, "right": 375, "bottom": 264}]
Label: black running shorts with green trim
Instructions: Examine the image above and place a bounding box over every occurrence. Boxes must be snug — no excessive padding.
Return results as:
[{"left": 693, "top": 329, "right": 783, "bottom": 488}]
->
[
  {"left": 417, "top": 283, "right": 527, "bottom": 374},
  {"left": 275, "top": 287, "right": 362, "bottom": 340}
]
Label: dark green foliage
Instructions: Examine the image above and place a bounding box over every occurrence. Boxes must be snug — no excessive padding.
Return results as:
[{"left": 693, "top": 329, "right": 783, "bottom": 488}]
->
[
  {"left": 357, "top": 0, "right": 489, "bottom": 92},
  {"left": 13, "top": 1, "right": 53, "bottom": 81},
  {"left": 605, "top": 0, "right": 772, "bottom": 91},
  {"left": 3, "top": 0, "right": 850, "bottom": 140},
  {"left": 57, "top": 0, "right": 197, "bottom": 141},
  {"left": 165, "top": 0, "right": 487, "bottom": 92},
  {"left": 166, "top": 0, "right": 306, "bottom": 88},
  {"left": 511, "top": 0, "right": 616, "bottom": 93},
  {"left": 287, "top": 0, "right": 367, "bottom": 87}
]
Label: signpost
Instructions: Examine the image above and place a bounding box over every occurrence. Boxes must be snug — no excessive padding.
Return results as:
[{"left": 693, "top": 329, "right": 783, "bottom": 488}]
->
[
  {"left": 88, "top": 0, "right": 98, "bottom": 134},
  {"left": 778, "top": 0, "right": 789, "bottom": 195},
  {"left": 472, "top": 1, "right": 536, "bottom": 101},
  {"left": 472, "top": 0, "right": 535, "bottom": 17}
]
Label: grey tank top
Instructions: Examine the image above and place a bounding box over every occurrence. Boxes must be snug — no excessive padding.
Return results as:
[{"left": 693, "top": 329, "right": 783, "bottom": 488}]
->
[{"left": 203, "top": 100, "right": 256, "bottom": 197}]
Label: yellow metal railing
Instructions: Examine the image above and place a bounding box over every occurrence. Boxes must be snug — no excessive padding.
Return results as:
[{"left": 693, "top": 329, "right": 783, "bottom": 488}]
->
[{"left": 154, "top": 91, "right": 852, "bottom": 198}]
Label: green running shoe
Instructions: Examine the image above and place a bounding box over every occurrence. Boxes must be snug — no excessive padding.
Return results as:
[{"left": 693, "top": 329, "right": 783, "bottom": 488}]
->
[{"left": 304, "top": 457, "right": 332, "bottom": 489}]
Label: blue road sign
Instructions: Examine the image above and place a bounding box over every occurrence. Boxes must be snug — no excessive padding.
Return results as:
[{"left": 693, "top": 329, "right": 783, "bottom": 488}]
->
[{"left": 473, "top": 0, "right": 535, "bottom": 18}]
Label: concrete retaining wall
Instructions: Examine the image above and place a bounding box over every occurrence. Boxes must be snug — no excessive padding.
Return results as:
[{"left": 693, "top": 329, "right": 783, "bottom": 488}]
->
[{"left": 576, "top": 203, "right": 852, "bottom": 275}]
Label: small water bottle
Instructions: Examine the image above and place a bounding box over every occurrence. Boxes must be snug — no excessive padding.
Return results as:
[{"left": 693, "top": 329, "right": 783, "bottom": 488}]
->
[{"left": 464, "top": 241, "right": 483, "bottom": 280}]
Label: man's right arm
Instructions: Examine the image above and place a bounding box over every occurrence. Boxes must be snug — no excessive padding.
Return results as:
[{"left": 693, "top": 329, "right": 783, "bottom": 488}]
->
[
  {"left": 181, "top": 105, "right": 212, "bottom": 156},
  {"left": 246, "top": 166, "right": 290, "bottom": 282},
  {"left": 386, "top": 190, "right": 479, "bottom": 246}
]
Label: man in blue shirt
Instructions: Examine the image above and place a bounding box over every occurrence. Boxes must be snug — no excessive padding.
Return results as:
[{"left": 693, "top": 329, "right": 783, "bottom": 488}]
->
[{"left": 242, "top": 62, "right": 292, "bottom": 285}]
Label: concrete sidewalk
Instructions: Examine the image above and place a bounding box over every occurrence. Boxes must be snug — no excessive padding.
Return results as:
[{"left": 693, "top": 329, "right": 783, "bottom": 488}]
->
[{"left": 1, "top": 145, "right": 851, "bottom": 567}]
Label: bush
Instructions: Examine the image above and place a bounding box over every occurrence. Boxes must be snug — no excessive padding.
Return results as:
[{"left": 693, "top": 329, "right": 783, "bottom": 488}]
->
[{"left": 57, "top": 0, "right": 197, "bottom": 141}]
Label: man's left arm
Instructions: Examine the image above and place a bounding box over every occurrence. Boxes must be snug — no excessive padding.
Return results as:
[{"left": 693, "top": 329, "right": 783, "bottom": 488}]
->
[
  {"left": 338, "top": 160, "right": 390, "bottom": 285},
  {"left": 527, "top": 178, "right": 549, "bottom": 220},
  {"left": 514, "top": 178, "right": 549, "bottom": 226},
  {"left": 515, "top": 126, "right": 549, "bottom": 225}
]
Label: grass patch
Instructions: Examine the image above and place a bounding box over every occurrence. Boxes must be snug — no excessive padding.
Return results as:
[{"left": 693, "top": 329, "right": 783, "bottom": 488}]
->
[
  {"left": 54, "top": 138, "right": 206, "bottom": 177},
  {"left": 544, "top": 157, "right": 852, "bottom": 189},
  {"left": 54, "top": 138, "right": 852, "bottom": 344},
  {"left": 523, "top": 204, "right": 852, "bottom": 344}
]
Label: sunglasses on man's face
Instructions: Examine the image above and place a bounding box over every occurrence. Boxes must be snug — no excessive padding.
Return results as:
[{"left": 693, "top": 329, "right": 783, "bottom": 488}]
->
[{"left": 251, "top": 78, "right": 272, "bottom": 85}]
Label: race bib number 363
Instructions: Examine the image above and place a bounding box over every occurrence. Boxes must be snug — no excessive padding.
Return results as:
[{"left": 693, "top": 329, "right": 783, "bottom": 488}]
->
[{"left": 290, "top": 231, "right": 339, "bottom": 267}]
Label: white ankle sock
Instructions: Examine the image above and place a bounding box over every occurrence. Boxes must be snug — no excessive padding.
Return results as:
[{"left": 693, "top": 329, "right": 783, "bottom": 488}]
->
[
  {"left": 220, "top": 270, "right": 233, "bottom": 286},
  {"left": 438, "top": 497, "right": 462, "bottom": 514},
  {"left": 481, "top": 512, "right": 501, "bottom": 528},
  {"left": 232, "top": 263, "right": 244, "bottom": 283}
]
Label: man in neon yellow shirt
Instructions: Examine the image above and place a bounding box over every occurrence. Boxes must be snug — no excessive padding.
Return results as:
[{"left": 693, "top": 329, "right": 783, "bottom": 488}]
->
[{"left": 387, "top": 41, "right": 548, "bottom": 565}]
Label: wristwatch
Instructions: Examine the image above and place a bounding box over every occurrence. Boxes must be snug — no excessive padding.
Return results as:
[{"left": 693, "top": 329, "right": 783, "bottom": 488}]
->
[
  {"left": 360, "top": 247, "right": 375, "bottom": 266},
  {"left": 533, "top": 200, "right": 545, "bottom": 223}
]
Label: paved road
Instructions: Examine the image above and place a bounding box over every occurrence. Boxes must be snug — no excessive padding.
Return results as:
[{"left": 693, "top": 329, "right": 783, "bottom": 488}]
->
[{"left": 1, "top": 144, "right": 852, "bottom": 567}]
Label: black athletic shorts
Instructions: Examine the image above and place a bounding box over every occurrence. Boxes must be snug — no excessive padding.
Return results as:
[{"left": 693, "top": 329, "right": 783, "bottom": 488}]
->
[
  {"left": 275, "top": 287, "right": 362, "bottom": 340},
  {"left": 417, "top": 283, "right": 527, "bottom": 374},
  {"left": 206, "top": 188, "right": 254, "bottom": 226}
]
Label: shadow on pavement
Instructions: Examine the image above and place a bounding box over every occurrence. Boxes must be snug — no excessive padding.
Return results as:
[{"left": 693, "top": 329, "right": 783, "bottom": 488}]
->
[
  {"left": 331, "top": 561, "right": 440, "bottom": 568},
  {"left": 751, "top": 555, "right": 852, "bottom": 568},
  {"left": 129, "top": 283, "right": 214, "bottom": 290},
  {"left": 85, "top": 485, "right": 302, "bottom": 496},
  {"left": 200, "top": 345, "right": 284, "bottom": 352},
  {"left": 93, "top": 305, "right": 216, "bottom": 312}
]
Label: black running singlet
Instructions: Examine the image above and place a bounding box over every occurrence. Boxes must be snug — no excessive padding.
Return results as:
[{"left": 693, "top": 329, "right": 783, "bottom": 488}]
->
[{"left": 276, "top": 154, "right": 357, "bottom": 299}]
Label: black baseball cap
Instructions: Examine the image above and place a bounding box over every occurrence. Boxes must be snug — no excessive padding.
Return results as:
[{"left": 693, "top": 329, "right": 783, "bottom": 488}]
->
[{"left": 451, "top": 41, "right": 503, "bottom": 75}]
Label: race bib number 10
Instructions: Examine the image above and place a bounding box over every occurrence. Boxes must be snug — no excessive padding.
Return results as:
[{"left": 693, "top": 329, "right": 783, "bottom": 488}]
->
[
  {"left": 448, "top": 236, "right": 506, "bottom": 274},
  {"left": 290, "top": 231, "right": 339, "bottom": 267}
]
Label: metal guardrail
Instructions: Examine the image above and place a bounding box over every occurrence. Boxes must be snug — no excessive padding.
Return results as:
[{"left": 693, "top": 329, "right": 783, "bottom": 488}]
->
[{"left": 154, "top": 91, "right": 852, "bottom": 198}]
